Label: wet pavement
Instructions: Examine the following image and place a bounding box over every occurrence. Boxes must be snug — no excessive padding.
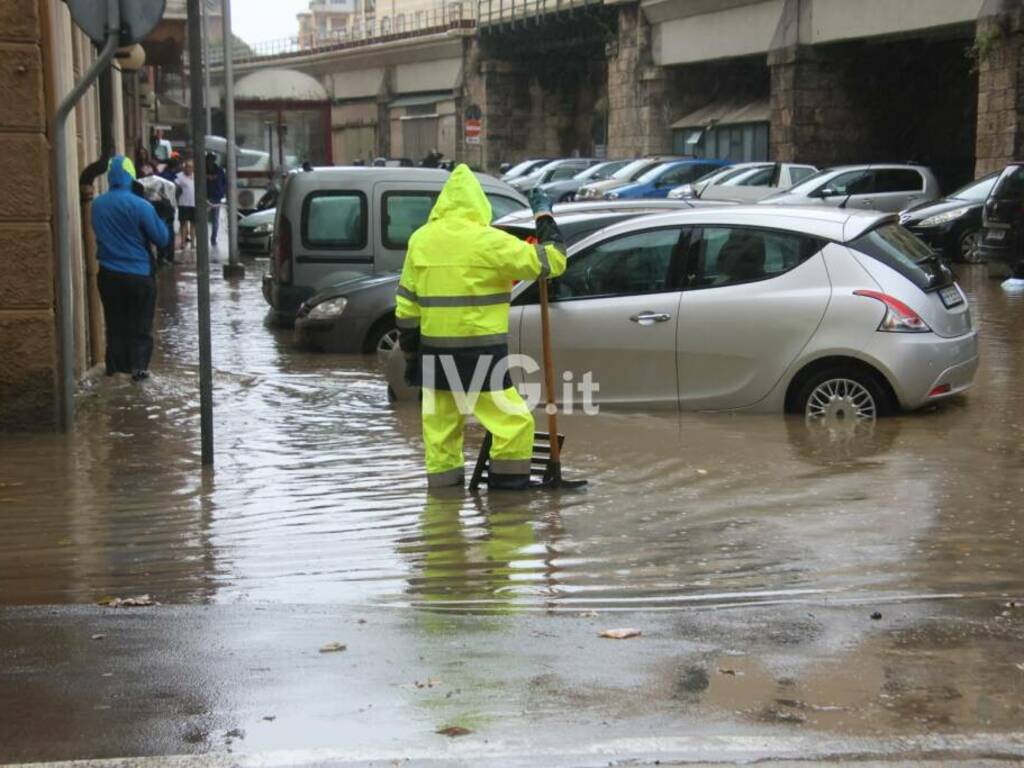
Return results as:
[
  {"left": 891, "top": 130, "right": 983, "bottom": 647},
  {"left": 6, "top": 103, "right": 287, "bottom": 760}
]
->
[{"left": 1, "top": 249, "right": 1023, "bottom": 765}]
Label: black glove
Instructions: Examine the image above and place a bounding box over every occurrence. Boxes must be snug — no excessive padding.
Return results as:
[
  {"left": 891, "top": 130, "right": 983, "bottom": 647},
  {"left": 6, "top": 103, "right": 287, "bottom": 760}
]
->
[{"left": 527, "top": 187, "right": 553, "bottom": 217}]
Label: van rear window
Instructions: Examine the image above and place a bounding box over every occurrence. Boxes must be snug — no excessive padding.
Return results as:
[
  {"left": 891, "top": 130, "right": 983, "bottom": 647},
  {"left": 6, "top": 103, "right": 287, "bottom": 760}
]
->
[
  {"left": 302, "top": 191, "right": 367, "bottom": 249},
  {"left": 849, "top": 223, "right": 954, "bottom": 292}
]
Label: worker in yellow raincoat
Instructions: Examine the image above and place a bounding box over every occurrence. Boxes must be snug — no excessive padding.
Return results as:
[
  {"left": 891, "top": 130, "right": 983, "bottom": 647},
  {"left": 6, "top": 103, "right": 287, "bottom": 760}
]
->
[{"left": 396, "top": 165, "right": 567, "bottom": 490}]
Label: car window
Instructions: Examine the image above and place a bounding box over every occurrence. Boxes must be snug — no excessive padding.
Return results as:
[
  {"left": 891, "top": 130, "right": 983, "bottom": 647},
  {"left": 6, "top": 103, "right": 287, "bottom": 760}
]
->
[
  {"left": 553, "top": 228, "right": 683, "bottom": 300},
  {"left": 849, "top": 223, "right": 953, "bottom": 292},
  {"left": 486, "top": 194, "right": 526, "bottom": 220},
  {"left": 382, "top": 191, "right": 436, "bottom": 249},
  {"left": 874, "top": 169, "right": 923, "bottom": 193},
  {"left": 734, "top": 167, "right": 773, "bottom": 187},
  {"left": 687, "top": 226, "right": 825, "bottom": 289},
  {"left": 550, "top": 165, "right": 582, "bottom": 181},
  {"left": 303, "top": 191, "right": 366, "bottom": 249},
  {"left": 789, "top": 166, "right": 816, "bottom": 184},
  {"left": 658, "top": 164, "right": 705, "bottom": 187},
  {"left": 817, "top": 170, "right": 873, "bottom": 197}
]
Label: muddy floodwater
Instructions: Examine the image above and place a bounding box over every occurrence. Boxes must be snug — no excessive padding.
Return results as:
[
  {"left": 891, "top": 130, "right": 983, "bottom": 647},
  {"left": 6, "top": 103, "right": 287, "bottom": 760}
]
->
[{"left": 1, "top": 260, "right": 1023, "bottom": 762}]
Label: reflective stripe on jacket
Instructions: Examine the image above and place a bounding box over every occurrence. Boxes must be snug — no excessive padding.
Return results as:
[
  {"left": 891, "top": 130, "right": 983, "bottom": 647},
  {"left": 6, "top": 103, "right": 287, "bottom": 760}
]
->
[{"left": 395, "top": 164, "right": 566, "bottom": 353}]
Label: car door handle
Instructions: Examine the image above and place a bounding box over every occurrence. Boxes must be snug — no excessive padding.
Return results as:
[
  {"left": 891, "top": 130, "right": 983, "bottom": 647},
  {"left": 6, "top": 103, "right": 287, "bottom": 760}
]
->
[{"left": 630, "top": 311, "right": 672, "bottom": 325}]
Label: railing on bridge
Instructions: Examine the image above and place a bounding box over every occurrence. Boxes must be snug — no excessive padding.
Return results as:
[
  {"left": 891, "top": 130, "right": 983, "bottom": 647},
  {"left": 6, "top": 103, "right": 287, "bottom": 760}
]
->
[
  {"left": 476, "top": 0, "right": 600, "bottom": 27},
  {"left": 208, "top": 2, "right": 475, "bottom": 66}
]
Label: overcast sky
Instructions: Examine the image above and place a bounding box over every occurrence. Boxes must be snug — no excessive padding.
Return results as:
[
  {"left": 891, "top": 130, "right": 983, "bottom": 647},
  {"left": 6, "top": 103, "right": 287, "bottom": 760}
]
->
[{"left": 231, "top": 0, "right": 309, "bottom": 45}]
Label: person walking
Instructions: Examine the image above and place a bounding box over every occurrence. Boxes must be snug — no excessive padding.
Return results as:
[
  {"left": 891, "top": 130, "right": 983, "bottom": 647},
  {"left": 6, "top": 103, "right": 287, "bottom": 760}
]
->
[
  {"left": 206, "top": 153, "right": 227, "bottom": 248},
  {"left": 138, "top": 164, "right": 178, "bottom": 265},
  {"left": 395, "top": 165, "right": 567, "bottom": 491},
  {"left": 91, "top": 156, "right": 170, "bottom": 381},
  {"left": 175, "top": 159, "right": 196, "bottom": 251}
]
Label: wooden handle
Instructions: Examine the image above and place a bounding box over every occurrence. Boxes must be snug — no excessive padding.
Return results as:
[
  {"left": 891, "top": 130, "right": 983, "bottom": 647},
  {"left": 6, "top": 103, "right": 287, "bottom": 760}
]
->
[{"left": 538, "top": 277, "right": 560, "bottom": 465}]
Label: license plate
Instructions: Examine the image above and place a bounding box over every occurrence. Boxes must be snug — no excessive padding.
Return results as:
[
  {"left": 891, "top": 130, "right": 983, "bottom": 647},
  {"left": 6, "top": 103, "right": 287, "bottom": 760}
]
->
[
  {"left": 987, "top": 228, "right": 1006, "bottom": 241},
  {"left": 939, "top": 285, "right": 963, "bottom": 308}
]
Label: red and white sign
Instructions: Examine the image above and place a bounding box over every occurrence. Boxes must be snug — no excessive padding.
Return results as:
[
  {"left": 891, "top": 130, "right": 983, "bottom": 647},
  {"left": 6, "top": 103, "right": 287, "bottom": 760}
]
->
[{"left": 464, "top": 118, "right": 481, "bottom": 145}]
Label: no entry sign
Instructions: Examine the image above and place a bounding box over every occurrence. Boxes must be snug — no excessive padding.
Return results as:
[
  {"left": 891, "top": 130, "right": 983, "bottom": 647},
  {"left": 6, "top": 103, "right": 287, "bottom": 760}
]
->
[{"left": 464, "top": 104, "right": 482, "bottom": 145}]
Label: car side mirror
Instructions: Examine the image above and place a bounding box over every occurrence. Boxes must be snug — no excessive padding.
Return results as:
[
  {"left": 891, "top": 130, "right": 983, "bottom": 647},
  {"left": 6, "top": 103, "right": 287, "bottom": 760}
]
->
[{"left": 818, "top": 187, "right": 837, "bottom": 198}]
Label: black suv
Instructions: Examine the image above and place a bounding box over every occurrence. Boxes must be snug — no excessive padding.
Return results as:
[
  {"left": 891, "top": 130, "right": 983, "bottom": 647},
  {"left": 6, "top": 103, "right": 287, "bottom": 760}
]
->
[{"left": 982, "top": 162, "right": 1024, "bottom": 278}]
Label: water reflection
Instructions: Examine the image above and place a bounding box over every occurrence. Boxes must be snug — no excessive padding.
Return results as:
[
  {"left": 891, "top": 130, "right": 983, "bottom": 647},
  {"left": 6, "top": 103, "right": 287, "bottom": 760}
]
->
[{"left": 0, "top": 264, "right": 1020, "bottom": 615}]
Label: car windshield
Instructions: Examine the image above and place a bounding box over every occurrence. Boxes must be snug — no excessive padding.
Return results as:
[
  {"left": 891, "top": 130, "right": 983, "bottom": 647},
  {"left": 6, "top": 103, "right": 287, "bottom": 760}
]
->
[
  {"left": 850, "top": 223, "right": 953, "bottom": 292},
  {"left": 577, "top": 160, "right": 627, "bottom": 181},
  {"left": 613, "top": 159, "right": 659, "bottom": 180},
  {"left": 988, "top": 166, "right": 1024, "bottom": 201},
  {"left": 947, "top": 174, "right": 997, "bottom": 202},
  {"left": 636, "top": 162, "right": 678, "bottom": 184},
  {"left": 769, "top": 167, "right": 839, "bottom": 197},
  {"left": 721, "top": 165, "right": 774, "bottom": 186},
  {"left": 505, "top": 160, "right": 541, "bottom": 177}
]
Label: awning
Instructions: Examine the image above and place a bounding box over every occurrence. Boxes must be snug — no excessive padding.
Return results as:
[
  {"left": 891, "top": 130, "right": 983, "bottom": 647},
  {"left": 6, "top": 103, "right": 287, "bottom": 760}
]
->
[
  {"left": 671, "top": 98, "right": 770, "bottom": 130},
  {"left": 388, "top": 92, "right": 453, "bottom": 109}
]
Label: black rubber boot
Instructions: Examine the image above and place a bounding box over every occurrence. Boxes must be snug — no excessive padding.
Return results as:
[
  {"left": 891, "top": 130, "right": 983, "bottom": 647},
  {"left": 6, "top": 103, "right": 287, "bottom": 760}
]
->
[{"left": 487, "top": 472, "right": 531, "bottom": 491}]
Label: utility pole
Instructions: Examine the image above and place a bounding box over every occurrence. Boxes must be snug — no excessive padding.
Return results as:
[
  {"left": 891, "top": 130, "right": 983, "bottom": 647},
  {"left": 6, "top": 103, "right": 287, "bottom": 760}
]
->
[
  {"left": 222, "top": 0, "right": 244, "bottom": 278},
  {"left": 188, "top": 0, "right": 216, "bottom": 467}
]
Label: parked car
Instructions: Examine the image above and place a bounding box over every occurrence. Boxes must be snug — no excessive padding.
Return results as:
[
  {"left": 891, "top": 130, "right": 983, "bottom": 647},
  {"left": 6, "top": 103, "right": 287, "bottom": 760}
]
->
[
  {"left": 981, "top": 162, "right": 1024, "bottom": 278},
  {"left": 900, "top": 172, "right": 997, "bottom": 263},
  {"left": 698, "top": 162, "right": 819, "bottom": 203},
  {"left": 604, "top": 159, "right": 729, "bottom": 199},
  {"left": 537, "top": 159, "right": 632, "bottom": 203},
  {"left": 668, "top": 162, "right": 770, "bottom": 200},
  {"left": 238, "top": 208, "right": 275, "bottom": 257},
  {"left": 386, "top": 207, "right": 978, "bottom": 419},
  {"left": 576, "top": 156, "right": 684, "bottom": 200},
  {"left": 500, "top": 158, "right": 550, "bottom": 183},
  {"left": 296, "top": 200, "right": 711, "bottom": 355},
  {"left": 262, "top": 167, "right": 527, "bottom": 325},
  {"left": 508, "top": 158, "right": 601, "bottom": 193},
  {"left": 760, "top": 164, "right": 940, "bottom": 213}
]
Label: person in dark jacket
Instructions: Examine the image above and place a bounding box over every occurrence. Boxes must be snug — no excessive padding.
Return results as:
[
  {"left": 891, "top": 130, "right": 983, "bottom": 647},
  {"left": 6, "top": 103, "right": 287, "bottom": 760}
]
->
[
  {"left": 206, "top": 153, "right": 227, "bottom": 247},
  {"left": 91, "top": 156, "right": 170, "bottom": 380}
]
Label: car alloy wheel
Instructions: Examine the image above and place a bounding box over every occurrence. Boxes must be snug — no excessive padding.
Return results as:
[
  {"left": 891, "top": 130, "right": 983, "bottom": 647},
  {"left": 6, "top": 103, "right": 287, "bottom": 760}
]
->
[
  {"left": 376, "top": 327, "right": 400, "bottom": 357},
  {"left": 959, "top": 229, "right": 985, "bottom": 264},
  {"left": 805, "top": 377, "right": 877, "bottom": 425}
]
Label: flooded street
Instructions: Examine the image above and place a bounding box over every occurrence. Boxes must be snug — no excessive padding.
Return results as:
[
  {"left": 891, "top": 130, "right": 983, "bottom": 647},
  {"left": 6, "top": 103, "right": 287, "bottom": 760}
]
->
[{"left": 1, "top": 259, "right": 1023, "bottom": 765}]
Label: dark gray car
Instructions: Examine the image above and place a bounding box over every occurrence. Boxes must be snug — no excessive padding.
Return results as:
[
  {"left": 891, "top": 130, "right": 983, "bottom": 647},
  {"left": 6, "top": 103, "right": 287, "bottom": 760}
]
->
[{"left": 294, "top": 201, "right": 707, "bottom": 354}]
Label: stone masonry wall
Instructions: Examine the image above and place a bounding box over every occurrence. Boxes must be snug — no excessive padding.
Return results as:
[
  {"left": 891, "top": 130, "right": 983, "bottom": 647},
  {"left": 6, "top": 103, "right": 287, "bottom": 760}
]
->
[
  {"left": 975, "top": 11, "right": 1024, "bottom": 177},
  {"left": 607, "top": 4, "right": 669, "bottom": 157},
  {"left": 0, "top": 0, "right": 57, "bottom": 430}
]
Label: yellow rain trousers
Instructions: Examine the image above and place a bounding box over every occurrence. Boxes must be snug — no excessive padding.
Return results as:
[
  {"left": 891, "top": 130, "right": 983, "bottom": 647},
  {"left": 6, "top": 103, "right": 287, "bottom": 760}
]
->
[{"left": 396, "top": 164, "right": 566, "bottom": 488}]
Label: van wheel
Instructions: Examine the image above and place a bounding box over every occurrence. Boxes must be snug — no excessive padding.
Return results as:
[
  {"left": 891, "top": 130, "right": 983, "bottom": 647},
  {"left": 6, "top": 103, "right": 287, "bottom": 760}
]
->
[
  {"left": 795, "top": 366, "right": 894, "bottom": 425},
  {"left": 365, "top": 318, "right": 399, "bottom": 356}
]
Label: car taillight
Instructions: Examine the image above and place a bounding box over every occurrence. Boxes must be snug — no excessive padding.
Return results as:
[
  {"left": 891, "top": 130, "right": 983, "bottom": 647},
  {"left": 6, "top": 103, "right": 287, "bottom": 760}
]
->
[
  {"left": 853, "top": 290, "right": 931, "bottom": 333},
  {"left": 275, "top": 215, "right": 292, "bottom": 285}
]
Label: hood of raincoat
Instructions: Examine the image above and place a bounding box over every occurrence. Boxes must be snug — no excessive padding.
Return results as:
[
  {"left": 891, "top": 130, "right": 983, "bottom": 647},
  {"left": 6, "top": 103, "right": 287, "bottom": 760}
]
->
[
  {"left": 429, "top": 164, "right": 492, "bottom": 225},
  {"left": 107, "top": 155, "right": 137, "bottom": 190}
]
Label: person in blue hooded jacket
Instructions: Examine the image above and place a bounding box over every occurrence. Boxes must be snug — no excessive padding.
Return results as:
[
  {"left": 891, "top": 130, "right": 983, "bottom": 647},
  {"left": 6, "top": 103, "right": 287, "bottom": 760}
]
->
[{"left": 91, "top": 156, "right": 171, "bottom": 380}]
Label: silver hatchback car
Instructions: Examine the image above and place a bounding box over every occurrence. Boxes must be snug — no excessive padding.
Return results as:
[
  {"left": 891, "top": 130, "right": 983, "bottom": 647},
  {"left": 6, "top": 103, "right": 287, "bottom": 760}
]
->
[{"left": 388, "top": 207, "right": 978, "bottom": 420}]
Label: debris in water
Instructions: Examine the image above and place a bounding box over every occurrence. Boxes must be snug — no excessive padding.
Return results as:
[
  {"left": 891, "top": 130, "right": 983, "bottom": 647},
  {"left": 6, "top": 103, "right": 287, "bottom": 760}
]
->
[
  {"left": 870, "top": 611, "right": 883, "bottom": 620},
  {"left": 599, "top": 628, "right": 641, "bottom": 640},
  {"left": 97, "top": 594, "right": 158, "bottom": 608},
  {"left": 262, "top": 716, "right": 276, "bottom": 722},
  {"left": 319, "top": 642, "right": 347, "bottom": 653},
  {"left": 718, "top": 667, "right": 742, "bottom": 677},
  {"left": 225, "top": 728, "right": 245, "bottom": 740},
  {"left": 1015, "top": 663, "right": 1024, "bottom": 672},
  {"left": 436, "top": 725, "right": 472, "bottom": 737},
  {"left": 91, "top": 634, "right": 106, "bottom": 641},
  {"left": 696, "top": 469, "right": 709, "bottom": 476},
  {"left": 403, "top": 678, "right": 443, "bottom": 689},
  {"left": 580, "top": 610, "right": 599, "bottom": 618}
]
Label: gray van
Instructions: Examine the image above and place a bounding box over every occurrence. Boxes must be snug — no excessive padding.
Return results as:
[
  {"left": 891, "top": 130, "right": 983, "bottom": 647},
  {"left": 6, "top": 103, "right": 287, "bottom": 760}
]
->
[{"left": 262, "top": 167, "right": 528, "bottom": 324}]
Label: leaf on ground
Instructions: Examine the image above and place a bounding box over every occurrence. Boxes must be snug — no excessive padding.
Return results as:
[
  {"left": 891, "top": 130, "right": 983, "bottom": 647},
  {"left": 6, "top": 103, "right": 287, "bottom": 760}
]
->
[
  {"left": 91, "top": 634, "right": 106, "bottom": 641},
  {"left": 436, "top": 725, "right": 472, "bottom": 737},
  {"left": 718, "top": 667, "right": 743, "bottom": 676},
  {"left": 696, "top": 469, "right": 709, "bottom": 476},
  {"left": 97, "top": 594, "right": 158, "bottom": 608},
  {"left": 319, "top": 641, "right": 347, "bottom": 653},
  {"left": 1015, "top": 662, "right": 1024, "bottom": 672},
  {"left": 599, "top": 628, "right": 641, "bottom": 640},
  {"left": 579, "top": 610, "right": 599, "bottom": 618}
]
